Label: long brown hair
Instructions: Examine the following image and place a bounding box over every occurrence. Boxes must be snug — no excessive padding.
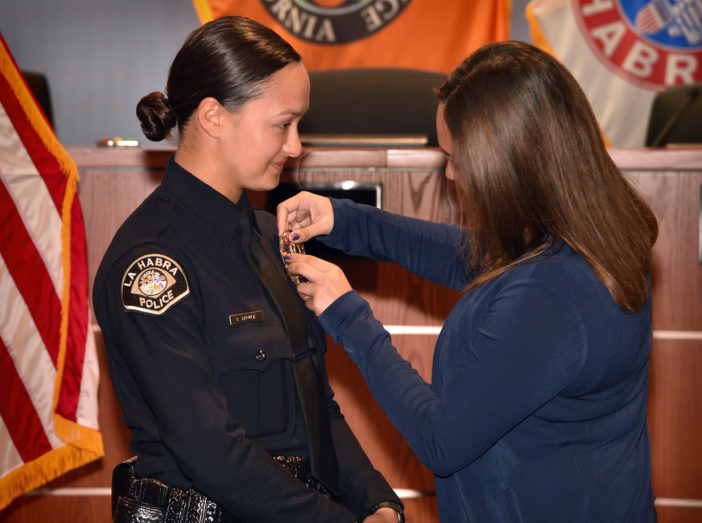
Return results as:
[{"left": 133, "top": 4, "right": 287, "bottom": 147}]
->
[{"left": 437, "top": 41, "right": 657, "bottom": 312}]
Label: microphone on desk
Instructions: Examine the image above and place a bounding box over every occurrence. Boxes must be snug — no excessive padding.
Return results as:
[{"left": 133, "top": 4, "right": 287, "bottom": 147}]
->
[{"left": 649, "top": 86, "right": 701, "bottom": 147}]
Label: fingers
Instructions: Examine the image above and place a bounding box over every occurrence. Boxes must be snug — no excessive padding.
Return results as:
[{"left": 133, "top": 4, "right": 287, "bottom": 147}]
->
[
  {"left": 294, "top": 280, "right": 315, "bottom": 306},
  {"left": 276, "top": 191, "right": 334, "bottom": 240},
  {"left": 287, "top": 224, "right": 315, "bottom": 244},
  {"left": 285, "top": 253, "right": 352, "bottom": 316},
  {"left": 285, "top": 252, "right": 334, "bottom": 280},
  {"left": 276, "top": 191, "right": 310, "bottom": 235},
  {"left": 276, "top": 204, "right": 290, "bottom": 237}
]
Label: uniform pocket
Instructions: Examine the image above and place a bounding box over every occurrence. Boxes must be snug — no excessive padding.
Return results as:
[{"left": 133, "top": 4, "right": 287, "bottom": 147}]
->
[{"left": 210, "top": 315, "right": 296, "bottom": 438}]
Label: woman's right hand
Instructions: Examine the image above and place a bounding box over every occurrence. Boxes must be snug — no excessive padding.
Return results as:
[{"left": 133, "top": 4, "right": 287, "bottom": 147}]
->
[
  {"left": 276, "top": 191, "right": 334, "bottom": 242},
  {"left": 285, "top": 253, "right": 352, "bottom": 316}
]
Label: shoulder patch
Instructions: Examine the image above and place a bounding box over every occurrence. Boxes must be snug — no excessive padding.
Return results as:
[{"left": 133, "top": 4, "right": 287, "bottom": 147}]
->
[{"left": 121, "top": 253, "right": 189, "bottom": 315}]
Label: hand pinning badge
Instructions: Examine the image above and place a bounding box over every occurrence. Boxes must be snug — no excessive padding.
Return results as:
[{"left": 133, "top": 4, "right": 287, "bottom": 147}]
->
[{"left": 279, "top": 230, "right": 305, "bottom": 284}]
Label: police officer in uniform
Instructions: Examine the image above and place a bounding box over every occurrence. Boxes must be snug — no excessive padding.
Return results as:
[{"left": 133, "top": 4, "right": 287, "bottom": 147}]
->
[{"left": 93, "top": 16, "right": 403, "bottom": 523}]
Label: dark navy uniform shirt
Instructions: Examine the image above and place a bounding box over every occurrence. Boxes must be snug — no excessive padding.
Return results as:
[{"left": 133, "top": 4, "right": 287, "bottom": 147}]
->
[{"left": 93, "top": 157, "right": 399, "bottom": 522}]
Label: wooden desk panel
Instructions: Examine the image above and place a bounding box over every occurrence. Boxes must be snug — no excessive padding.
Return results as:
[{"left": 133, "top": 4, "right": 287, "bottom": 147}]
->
[
  {"left": 648, "top": 339, "right": 702, "bottom": 499},
  {"left": 624, "top": 170, "right": 702, "bottom": 331},
  {"left": 612, "top": 148, "right": 702, "bottom": 520}
]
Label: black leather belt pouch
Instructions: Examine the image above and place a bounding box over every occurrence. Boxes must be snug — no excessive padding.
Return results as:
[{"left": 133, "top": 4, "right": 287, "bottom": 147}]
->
[
  {"left": 112, "top": 457, "right": 137, "bottom": 518},
  {"left": 114, "top": 495, "right": 164, "bottom": 522}
]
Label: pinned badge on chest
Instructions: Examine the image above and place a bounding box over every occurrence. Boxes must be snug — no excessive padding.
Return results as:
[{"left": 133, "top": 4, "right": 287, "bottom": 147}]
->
[{"left": 279, "top": 230, "right": 305, "bottom": 285}]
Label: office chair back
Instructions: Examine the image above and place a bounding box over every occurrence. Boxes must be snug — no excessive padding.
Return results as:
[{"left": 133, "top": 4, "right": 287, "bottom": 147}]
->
[
  {"left": 645, "top": 83, "right": 702, "bottom": 147},
  {"left": 22, "top": 71, "right": 55, "bottom": 128},
  {"left": 300, "top": 68, "right": 446, "bottom": 146}
]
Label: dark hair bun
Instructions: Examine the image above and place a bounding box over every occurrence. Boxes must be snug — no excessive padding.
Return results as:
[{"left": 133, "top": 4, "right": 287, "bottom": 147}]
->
[{"left": 136, "top": 91, "right": 177, "bottom": 141}]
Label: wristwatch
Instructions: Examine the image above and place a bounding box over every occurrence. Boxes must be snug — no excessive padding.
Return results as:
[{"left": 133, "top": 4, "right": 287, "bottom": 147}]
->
[{"left": 369, "top": 501, "right": 405, "bottom": 522}]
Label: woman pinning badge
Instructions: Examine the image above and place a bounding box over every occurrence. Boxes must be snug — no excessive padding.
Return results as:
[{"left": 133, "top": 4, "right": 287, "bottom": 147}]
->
[
  {"left": 278, "top": 41, "right": 658, "bottom": 522},
  {"left": 94, "top": 16, "right": 403, "bottom": 523}
]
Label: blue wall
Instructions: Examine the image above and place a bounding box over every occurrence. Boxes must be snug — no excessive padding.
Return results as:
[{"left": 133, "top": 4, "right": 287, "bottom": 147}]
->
[{"left": 0, "top": 1, "right": 531, "bottom": 145}]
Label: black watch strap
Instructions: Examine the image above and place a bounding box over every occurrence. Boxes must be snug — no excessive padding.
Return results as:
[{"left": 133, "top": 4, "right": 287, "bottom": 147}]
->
[{"left": 367, "top": 501, "right": 405, "bottom": 522}]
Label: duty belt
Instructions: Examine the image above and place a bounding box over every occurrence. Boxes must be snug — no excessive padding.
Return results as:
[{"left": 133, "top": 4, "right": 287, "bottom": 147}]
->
[
  {"left": 112, "top": 455, "right": 325, "bottom": 523},
  {"left": 115, "top": 477, "right": 238, "bottom": 523}
]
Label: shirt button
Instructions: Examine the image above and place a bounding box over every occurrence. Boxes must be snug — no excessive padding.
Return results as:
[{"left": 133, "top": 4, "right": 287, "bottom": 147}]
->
[
  {"left": 158, "top": 196, "right": 169, "bottom": 203},
  {"left": 255, "top": 349, "right": 267, "bottom": 362}
]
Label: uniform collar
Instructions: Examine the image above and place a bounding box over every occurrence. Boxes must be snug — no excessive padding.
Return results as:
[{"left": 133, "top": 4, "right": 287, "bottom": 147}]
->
[{"left": 161, "top": 155, "right": 254, "bottom": 245}]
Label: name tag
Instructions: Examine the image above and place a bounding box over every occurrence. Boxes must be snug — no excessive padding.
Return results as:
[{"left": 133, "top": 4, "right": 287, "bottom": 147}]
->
[{"left": 229, "top": 310, "right": 263, "bottom": 326}]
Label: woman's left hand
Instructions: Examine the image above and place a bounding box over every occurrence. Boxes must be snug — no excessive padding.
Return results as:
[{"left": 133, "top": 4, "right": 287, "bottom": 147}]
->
[{"left": 284, "top": 253, "right": 352, "bottom": 316}]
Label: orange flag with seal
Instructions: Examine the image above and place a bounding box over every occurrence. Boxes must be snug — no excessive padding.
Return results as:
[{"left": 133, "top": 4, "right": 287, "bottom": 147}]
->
[{"left": 193, "top": 0, "right": 510, "bottom": 73}]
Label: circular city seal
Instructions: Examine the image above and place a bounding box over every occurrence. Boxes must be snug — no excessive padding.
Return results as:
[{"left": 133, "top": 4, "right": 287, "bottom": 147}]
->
[
  {"left": 138, "top": 269, "right": 168, "bottom": 296},
  {"left": 121, "top": 253, "right": 190, "bottom": 315},
  {"left": 261, "top": 0, "right": 412, "bottom": 44},
  {"left": 573, "top": 0, "right": 702, "bottom": 91}
]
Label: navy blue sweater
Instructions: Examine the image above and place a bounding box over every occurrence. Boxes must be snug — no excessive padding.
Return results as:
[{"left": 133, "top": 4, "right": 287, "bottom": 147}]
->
[{"left": 318, "top": 198, "right": 656, "bottom": 522}]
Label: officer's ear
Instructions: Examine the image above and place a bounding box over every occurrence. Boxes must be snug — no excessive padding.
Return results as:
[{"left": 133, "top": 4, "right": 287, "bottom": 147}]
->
[{"left": 197, "top": 97, "right": 225, "bottom": 138}]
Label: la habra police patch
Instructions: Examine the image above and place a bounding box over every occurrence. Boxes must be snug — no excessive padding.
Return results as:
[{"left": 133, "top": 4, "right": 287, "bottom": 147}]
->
[{"left": 121, "top": 254, "right": 189, "bottom": 315}]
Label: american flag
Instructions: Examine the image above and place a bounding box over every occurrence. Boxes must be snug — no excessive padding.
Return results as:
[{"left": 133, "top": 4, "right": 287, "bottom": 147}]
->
[{"left": 0, "top": 34, "right": 103, "bottom": 511}]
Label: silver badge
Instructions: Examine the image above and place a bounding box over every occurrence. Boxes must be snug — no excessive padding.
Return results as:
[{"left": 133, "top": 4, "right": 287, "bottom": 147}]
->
[{"left": 279, "top": 230, "right": 305, "bottom": 285}]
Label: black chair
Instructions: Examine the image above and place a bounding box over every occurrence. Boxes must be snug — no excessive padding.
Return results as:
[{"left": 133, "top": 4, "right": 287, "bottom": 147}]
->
[
  {"left": 645, "top": 83, "right": 702, "bottom": 147},
  {"left": 21, "top": 70, "right": 55, "bottom": 128},
  {"left": 299, "top": 68, "right": 446, "bottom": 146}
]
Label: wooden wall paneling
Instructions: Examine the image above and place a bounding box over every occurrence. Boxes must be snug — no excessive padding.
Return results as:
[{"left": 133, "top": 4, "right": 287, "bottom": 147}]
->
[
  {"left": 647, "top": 339, "right": 702, "bottom": 499},
  {"left": 624, "top": 169, "right": 702, "bottom": 331},
  {"left": 617, "top": 150, "right": 702, "bottom": 521},
  {"left": 0, "top": 495, "right": 110, "bottom": 523},
  {"left": 655, "top": 505, "right": 702, "bottom": 523}
]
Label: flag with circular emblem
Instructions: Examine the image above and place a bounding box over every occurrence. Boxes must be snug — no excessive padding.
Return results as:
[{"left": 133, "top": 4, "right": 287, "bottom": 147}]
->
[
  {"left": 527, "top": 0, "right": 702, "bottom": 146},
  {"left": 192, "top": 0, "right": 510, "bottom": 73},
  {"left": 0, "top": 33, "right": 104, "bottom": 512}
]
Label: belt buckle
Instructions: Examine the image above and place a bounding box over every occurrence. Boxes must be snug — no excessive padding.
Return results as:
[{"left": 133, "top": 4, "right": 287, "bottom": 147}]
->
[{"left": 185, "top": 489, "right": 221, "bottom": 522}]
